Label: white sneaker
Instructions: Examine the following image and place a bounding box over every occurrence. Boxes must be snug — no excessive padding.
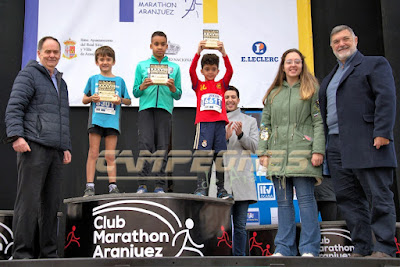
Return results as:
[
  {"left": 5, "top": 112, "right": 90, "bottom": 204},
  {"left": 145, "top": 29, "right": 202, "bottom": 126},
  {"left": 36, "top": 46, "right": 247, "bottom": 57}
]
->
[
  {"left": 271, "top": 252, "right": 283, "bottom": 257},
  {"left": 302, "top": 253, "right": 314, "bottom": 257}
]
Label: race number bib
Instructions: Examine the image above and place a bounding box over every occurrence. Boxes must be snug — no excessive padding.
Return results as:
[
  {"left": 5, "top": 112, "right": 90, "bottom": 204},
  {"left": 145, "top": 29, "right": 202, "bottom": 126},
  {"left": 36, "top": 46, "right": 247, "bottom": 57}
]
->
[
  {"left": 200, "top": 93, "right": 222, "bottom": 113},
  {"left": 95, "top": 101, "right": 116, "bottom": 115}
]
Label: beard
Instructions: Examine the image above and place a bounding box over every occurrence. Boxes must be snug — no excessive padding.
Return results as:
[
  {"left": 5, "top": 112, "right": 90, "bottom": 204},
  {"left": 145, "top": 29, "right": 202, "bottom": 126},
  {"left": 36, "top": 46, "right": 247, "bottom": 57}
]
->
[{"left": 333, "top": 46, "right": 357, "bottom": 62}]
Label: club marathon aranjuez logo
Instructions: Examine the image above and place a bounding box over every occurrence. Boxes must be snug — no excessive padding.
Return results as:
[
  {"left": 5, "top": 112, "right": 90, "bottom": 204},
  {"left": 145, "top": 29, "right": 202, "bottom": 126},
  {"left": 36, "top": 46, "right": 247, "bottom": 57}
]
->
[
  {"left": 91, "top": 200, "right": 204, "bottom": 258},
  {"left": 320, "top": 228, "right": 354, "bottom": 257},
  {"left": 0, "top": 222, "right": 13, "bottom": 260}
]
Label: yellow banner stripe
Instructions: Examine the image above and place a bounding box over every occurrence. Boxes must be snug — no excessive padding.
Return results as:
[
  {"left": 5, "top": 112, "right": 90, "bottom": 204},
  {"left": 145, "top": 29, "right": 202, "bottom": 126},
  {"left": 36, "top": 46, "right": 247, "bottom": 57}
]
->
[
  {"left": 203, "top": 0, "right": 218, "bottom": 24},
  {"left": 297, "top": 0, "right": 314, "bottom": 74}
]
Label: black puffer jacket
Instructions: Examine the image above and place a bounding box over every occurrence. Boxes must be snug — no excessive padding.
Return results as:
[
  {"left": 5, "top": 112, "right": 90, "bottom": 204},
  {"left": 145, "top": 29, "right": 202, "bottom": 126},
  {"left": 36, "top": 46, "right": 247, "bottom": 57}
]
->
[{"left": 5, "top": 60, "right": 71, "bottom": 151}]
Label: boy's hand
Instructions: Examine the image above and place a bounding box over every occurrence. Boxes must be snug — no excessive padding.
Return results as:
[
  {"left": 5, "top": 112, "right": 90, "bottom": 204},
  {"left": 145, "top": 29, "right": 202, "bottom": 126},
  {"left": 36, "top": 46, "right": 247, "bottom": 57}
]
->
[
  {"left": 91, "top": 94, "right": 101, "bottom": 103},
  {"left": 197, "top": 40, "right": 207, "bottom": 55},
  {"left": 140, "top": 78, "right": 153, "bottom": 91},
  {"left": 217, "top": 41, "right": 226, "bottom": 57},
  {"left": 166, "top": 78, "right": 176, "bottom": 93},
  {"left": 112, "top": 95, "right": 122, "bottom": 105}
]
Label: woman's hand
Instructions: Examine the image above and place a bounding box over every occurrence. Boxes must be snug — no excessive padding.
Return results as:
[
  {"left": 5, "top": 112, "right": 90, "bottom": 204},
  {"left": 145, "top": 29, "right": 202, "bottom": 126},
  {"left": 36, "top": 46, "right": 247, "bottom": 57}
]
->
[
  {"left": 259, "top": 155, "right": 270, "bottom": 167},
  {"left": 311, "top": 153, "right": 324, "bottom": 166}
]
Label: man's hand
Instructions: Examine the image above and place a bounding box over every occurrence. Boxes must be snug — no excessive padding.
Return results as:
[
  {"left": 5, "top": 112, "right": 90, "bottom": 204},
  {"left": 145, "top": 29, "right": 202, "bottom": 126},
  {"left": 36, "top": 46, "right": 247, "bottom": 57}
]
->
[
  {"left": 374, "top": 137, "right": 390, "bottom": 149},
  {"left": 226, "top": 121, "right": 234, "bottom": 140},
  {"left": 12, "top": 137, "right": 31, "bottom": 153},
  {"left": 140, "top": 78, "right": 153, "bottom": 91},
  {"left": 232, "top": 121, "right": 243, "bottom": 136},
  {"left": 63, "top": 150, "right": 72, "bottom": 164},
  {"left": 166, "top": 78, "right": 176, "bottom": 93},
  {"left": 311, "top": 153, "right": 324, "bottom": 166}
]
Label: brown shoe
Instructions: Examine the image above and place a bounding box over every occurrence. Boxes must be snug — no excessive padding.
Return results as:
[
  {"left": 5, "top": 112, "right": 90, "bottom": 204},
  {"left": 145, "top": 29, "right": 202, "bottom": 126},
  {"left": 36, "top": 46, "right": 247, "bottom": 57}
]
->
[
  {"left": 366, "top": 251, "right": 392, "bottom": 258},
  {"left": 350, "top": 253, "right": 364, "bottom": 257}
]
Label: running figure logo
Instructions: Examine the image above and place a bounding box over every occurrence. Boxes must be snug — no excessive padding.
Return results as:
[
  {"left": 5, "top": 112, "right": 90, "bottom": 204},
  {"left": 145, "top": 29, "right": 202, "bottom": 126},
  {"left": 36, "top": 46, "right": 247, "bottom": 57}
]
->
[
  {"left": 172, "top": 218, "right": 204, "bottom": 256},
  {"left": 65, "top": 225, "right": 81, "bottom": 249},
  {"left": 217, "top": 225, "right": 232, "bottom": 248}
]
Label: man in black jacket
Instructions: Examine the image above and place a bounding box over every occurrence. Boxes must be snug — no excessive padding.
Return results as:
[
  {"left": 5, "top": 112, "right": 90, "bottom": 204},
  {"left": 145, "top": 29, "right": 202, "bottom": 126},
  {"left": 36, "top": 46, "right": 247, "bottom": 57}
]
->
[
  {"left": 319, "top": 25, "right": 396, "bottom": 258},
  {"left": 5, "top": 36, "right": 72, "bottom": 259}
]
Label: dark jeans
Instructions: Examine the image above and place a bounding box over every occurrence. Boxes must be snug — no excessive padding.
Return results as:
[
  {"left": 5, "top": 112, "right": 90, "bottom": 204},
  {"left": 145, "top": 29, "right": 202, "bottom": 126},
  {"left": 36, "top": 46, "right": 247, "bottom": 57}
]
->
[
  {"left": 13, "top": 141, "right": 64, "bottom": 259},
  {"left": 232, "top": 201, "right": 250, "bottom": 256},
  {"left": 137, "top": 108, "right": 172, "bottom": 187},
  {"left": 327, "top": 134, "right": 396, "bottom": 256}
]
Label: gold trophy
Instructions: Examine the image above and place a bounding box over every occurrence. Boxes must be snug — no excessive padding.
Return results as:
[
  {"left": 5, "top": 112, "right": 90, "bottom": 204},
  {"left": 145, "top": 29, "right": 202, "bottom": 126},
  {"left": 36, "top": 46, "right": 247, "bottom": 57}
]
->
[
  {"left": 203, "top": 29, "right": 219, "bottom": 49},
  {"left": 98, "top": 80, "right": 118, "bottom": 102},
  {"left": 150, "top": 64, "right": 169, "bottom": 85}
]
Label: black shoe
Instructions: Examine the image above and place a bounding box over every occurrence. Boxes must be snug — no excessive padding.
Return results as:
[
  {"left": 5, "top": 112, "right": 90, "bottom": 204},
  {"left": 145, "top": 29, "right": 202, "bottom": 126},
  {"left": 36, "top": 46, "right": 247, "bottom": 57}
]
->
[
  {"left": 194, "top": 188, "right": 207, "bottom": 196},
  {"left": 83, "top": 186, "right": 95, "bottom": 197},
  {"left": 109, "top": 186, "right": 120, "bottom": 194},
  {"left": 217, "top": 189, "right": 233, "bottom": 200},
  {"left": 366, "top": 251, "right": 392, "bottom": 258}
]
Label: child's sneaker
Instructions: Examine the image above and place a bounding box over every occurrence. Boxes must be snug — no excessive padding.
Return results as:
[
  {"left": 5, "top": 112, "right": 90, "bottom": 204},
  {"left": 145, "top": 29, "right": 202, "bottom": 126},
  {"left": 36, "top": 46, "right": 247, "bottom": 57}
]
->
[
  {"left": 194, "top": 188, "right": 207, "bottom": 197},
  {"left": 217, "top": 188, "right": 233, "bottom": 200},
  {"left": 83, "top": 186, "right": 95, "bottom": 197},
  {"left": 136, "top": 185, "right": 148, "bottom": 193},
  {"left": 154, "top": 187, "right": 165, "bottom": 193},
  {"left": 109, "top": 186, "right": 120, "bottom": 194}
]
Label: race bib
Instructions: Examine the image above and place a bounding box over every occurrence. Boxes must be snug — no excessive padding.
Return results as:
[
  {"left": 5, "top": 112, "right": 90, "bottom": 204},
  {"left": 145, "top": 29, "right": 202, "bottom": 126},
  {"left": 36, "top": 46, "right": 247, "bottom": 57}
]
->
[
  {"left": 200, "top": 93, "right": 222, "bottom": 113},
  {"left": 95, "top": 101, "right": 116, "bottom": 115}
]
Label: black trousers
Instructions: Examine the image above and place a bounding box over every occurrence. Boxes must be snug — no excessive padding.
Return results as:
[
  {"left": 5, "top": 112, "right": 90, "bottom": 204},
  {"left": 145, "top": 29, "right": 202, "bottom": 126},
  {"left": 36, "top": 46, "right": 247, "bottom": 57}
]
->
[
  {"left": 137, "top": 108, "right": 171, "bottom": 187},
  {"left": 327, "top": 134, "right": 396, "bottom": 256},
  {"left": 12, "top": 141, "right": 64, "bottom": 259}
]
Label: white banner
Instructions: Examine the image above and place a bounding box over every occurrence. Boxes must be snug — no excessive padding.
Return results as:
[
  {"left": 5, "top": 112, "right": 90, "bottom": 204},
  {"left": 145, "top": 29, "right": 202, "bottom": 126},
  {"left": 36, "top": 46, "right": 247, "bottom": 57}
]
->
[{"left": 28, "top": 0, "right": 301, "bottom": 108}]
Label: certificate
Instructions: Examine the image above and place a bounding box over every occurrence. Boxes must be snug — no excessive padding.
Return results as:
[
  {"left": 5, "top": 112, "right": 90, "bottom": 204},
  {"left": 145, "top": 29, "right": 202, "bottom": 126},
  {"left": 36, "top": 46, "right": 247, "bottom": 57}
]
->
[
  {"left": 98, "top": 80, "right": 117, "bottom": 102},
  {"left": 150, "top": 64, "right": 169, "bottom": 85},
  {"left": 203, "top": 29, "right": 219, "bottom": 49}
]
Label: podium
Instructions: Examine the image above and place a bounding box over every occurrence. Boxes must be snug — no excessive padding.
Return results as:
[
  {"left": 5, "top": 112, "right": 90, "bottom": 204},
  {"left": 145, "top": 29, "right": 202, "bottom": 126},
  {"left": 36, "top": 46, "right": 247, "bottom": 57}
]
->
[{"left": 63, "top": 193, "right": 234, "bottom": 258}]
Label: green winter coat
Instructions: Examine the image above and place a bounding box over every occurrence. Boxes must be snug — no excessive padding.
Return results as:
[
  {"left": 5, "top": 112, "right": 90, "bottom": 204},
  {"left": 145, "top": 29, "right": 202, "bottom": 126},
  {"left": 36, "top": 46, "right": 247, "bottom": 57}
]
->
[{"left": 258, "top": 81, "right": 325, "bottom": 183}]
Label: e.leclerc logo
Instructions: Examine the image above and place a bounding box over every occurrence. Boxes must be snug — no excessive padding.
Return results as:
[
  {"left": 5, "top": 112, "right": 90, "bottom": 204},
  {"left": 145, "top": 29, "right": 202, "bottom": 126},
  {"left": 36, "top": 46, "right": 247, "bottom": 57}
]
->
[
  {"left": 252, "top": 41, "right": 266, "bottom": 55},
  {"left": 241, "top": 41, "right": 279, "bottom": 63}
]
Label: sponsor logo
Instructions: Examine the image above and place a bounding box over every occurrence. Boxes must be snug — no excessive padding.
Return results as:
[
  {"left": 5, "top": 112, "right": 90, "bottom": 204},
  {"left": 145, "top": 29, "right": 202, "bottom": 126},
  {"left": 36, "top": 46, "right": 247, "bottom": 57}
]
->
[
  {"left": 257, "top": 183, "right": 275, "bottom": 201},
  {"left": 252, "top": 41, "right": 266, "bottom": 55},
  {"left": 247, "top": 208, "right": 260, "bottom": 225},
  {"left": 319, "top": 228, "right": 354, "bottom": 257},
  {"left": 63, "top": 39, "right": 77, "bottom": 59},
  {"left": 241, "top": 41, "right": 279, "bottom": 63},
  {"left": 0, "top": 222, "right": 13, "bottom": 260},
  {"left": 91, "top": 200, "right": 204, "bottom": 258}
]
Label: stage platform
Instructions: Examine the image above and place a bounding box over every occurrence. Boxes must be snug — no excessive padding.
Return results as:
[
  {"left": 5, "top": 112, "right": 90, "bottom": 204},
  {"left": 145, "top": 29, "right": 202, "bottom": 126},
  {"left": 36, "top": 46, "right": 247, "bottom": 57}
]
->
[{"left": 1, "top": 256, "right": 400, "bottom": 267}]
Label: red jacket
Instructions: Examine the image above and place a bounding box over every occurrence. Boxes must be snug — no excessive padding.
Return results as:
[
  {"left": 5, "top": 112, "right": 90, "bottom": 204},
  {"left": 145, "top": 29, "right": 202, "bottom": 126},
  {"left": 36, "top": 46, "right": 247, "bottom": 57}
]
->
[{"left": 189, "top": 53, "right": 233, "bottom": 124}]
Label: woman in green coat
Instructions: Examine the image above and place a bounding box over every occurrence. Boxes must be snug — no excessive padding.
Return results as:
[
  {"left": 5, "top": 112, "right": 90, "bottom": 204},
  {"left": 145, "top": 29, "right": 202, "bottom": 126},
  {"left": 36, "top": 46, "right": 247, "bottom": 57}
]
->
[{"left": 258, "top": 48, "right": 325, "bottom": 257}]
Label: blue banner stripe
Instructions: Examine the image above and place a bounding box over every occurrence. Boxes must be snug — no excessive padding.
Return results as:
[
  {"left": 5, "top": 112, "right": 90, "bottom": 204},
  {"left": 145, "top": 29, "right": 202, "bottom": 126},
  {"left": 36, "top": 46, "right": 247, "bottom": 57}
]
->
[
  {"left": 120, "top": 0, "right": 134, "bottom": 22},
  {"left": 22, "top": 0, "right": 39, "bottom": 69}
]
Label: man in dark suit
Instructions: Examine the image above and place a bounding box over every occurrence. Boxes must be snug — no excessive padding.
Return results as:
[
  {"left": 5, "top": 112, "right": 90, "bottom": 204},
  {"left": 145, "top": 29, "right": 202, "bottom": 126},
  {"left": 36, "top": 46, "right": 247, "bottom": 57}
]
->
[{"left": 319, "top": 25, "right": 397, "bottom": 258}]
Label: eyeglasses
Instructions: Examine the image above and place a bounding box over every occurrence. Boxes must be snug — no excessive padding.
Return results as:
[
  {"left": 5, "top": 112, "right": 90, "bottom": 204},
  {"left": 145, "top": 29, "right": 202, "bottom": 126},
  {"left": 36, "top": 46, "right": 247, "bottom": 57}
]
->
[{"left": 285, "top": 59, "right": 302, "bottom": 65}]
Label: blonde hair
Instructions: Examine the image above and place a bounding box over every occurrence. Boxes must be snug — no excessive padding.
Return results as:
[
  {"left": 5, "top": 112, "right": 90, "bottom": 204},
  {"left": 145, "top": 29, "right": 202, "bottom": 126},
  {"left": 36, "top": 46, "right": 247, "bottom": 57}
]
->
[{"left": 262, "top": 48, "right": 318, "bottom": 104}]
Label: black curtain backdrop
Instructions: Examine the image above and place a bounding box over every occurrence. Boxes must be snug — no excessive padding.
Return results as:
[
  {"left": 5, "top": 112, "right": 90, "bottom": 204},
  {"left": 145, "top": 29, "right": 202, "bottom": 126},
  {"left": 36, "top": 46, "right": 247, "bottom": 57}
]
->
[{"left": 1, "top": 0, "right": 400, "bottom": 222}]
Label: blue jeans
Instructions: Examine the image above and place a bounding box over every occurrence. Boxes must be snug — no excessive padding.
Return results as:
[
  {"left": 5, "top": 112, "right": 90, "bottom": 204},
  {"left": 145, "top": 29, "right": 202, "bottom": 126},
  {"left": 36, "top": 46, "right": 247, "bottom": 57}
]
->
[
  {"left": 272, "top": 176, "right": 320, "bottom": 256},
  {"left": 231, "top": 201, "right": 250, "bottom": 256}
]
